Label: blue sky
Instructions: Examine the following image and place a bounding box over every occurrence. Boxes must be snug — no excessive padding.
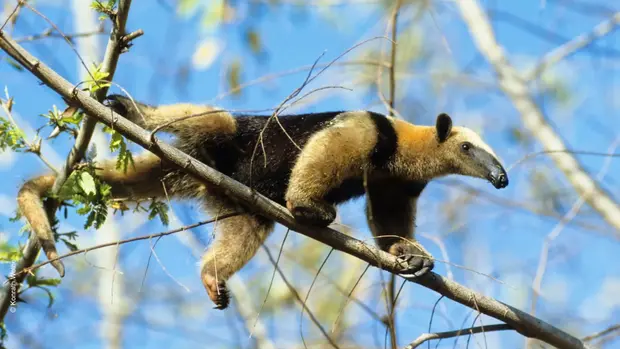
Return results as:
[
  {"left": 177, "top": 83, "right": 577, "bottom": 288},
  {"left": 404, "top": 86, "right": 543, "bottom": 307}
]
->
[{"left": 1, "top": 0, "right": 620, "bottom": 348}]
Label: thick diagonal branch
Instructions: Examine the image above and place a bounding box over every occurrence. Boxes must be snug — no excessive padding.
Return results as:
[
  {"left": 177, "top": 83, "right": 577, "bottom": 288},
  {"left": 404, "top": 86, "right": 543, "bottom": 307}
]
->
[
  {"left": 456, "top": 0, "right": 620, "bottom": 232},
  {"left": 0, "top": 31, "right": 592, "bottom": 349}
]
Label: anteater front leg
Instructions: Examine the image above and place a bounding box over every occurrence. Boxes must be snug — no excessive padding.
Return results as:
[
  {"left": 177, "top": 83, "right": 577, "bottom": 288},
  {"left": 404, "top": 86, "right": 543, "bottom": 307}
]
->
[
  {"left": 365, "top": 180, "right": 434, "bottom": 277},
  {"left": 285, "top": 113, "right": 378, "bottom": 227}
]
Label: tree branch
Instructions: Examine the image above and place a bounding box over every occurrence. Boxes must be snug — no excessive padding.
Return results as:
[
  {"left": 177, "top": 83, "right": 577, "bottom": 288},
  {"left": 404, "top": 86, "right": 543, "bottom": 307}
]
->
[
  {"left": 404, "top": 324, "right": 514, "bottom": 349},
  {"left": 0, "top": 30, "right": 591, "bottom": 349},
  {"left": 456, "top": 0, "right": 620, "bottom": 233},
  {"left": 0, "top": 0, "right": 134, "bottom": 323}
]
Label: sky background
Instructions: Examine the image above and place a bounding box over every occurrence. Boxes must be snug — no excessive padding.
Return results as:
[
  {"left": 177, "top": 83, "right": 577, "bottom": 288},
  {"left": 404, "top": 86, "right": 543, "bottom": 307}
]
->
[{"left": 1, "top": 0, "right": 620, "bottom": 348}]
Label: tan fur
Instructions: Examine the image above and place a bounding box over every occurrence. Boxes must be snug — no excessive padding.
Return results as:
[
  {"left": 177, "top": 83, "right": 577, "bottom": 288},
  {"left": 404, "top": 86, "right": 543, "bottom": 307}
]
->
[
  {"left": 388, "top": 120, "right": 448, "bottom": 181},
  {"left": 130, "top": 103, "right": 237, "bottom": 136},
  {"left": 388, "top": 119, "right": 500, "bottom": 184},
  {"left": 96, "top": 152, "right": 167, "bottom": 198},
  {"left": 16, "top": 175, "right": 62, "bottom": 273},
  {"left": 285, "top": 112, "right": 377, "bottom": 206}
]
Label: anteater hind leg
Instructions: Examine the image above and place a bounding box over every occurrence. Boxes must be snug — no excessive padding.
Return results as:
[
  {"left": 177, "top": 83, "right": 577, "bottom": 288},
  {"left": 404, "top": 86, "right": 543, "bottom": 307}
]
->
[
  {"left": 106, "top": 94, "right": 237, "bottom": 141},
  {"left": 200, "top": 196, "right": 274, "bottom": 309}
]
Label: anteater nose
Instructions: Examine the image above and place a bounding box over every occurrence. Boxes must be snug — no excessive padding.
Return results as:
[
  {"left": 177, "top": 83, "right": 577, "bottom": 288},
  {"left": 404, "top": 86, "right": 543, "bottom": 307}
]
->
[{"left": 498, "top": 173, "right": 508, "bottom": 188}]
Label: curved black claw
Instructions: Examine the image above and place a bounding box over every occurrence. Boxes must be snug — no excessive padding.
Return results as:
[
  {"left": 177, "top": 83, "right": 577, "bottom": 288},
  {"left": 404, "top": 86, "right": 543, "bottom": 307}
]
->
[
  {"left": 212, "top": 283, "right": 230, "bottom": 310},
  {"left": 396, "top": 254, "right": 434, "bottom": 278},
  {"left": 104, "top": 94, "right": 130, "bottom": 115},
  {"left": 288, "top": 200, "right": 336, "bottom": 227},
  {"left": 389, "top": 241, "right": 434, "bottom": 279},
  {"left": 51, "top": 260, "right": 65, "bottom": 278}
]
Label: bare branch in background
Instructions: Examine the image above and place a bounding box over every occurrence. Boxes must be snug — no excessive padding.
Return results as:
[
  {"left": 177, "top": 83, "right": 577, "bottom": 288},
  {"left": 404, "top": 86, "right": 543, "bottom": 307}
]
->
[
  {"left": 529, "top": 138, "right": 620, "bottom": 330},
  {"left": 14, "top": 24, "right": 105, "bottom": 43},
  {"left": 583, "top": 324, "right": 620, "bottom": 342},
  {"left": 403, "top": 324, "right": 514, "bottom": 349},
  {"left": 489, "top": 9, "right": 620, "bottom": 57},
  {"left": 456, "top": 0, "right": 620, "bottom": 233},
  {"left": 13, "top": 214, "right": 240, "bottom": 277},
  {"left": 527, "top": 12, "right": 620, "bottom": 80},
  {"left": 262, "top": 245, "right": 340, "bottom": 349},
  {"left": 0, "top": 30, "right": 592, "bottom": 349}
]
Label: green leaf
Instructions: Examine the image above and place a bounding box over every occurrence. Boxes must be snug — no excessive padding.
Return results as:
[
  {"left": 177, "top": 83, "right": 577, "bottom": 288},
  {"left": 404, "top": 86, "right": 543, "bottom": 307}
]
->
[
  {"left": 84, "top": 63, "right": 111, "bottom": 93},
  {"left": 85, "top": 211, "right": 96, "bottom": 229},
  {"left": 0, "top": 117, "right": 27, "bottom": 152},
  {"left": 0, "top": 243, "right": 22, "bottom": 262},
  {"left": 245, "top": 29, "right": 261, "bottom": 54},
  {"left": 61, "top": 239, "right": 79, "bottom": 252},
  {"left": 226, "top": 60, "right": 242, "bottom": 97},
  {"left": 35, "top": 278, "right": 61, "bottom": 287},
  {"left": 0, "top": 322, "right": 7, "bottom": 342},
  {"left": 148, "top": 201, "right": 169, "bottom": 226},
  {"left": 79, "top": 172, "right": 97, "bottom": 196},
  {"left": 103, "top": 126, "right": 134, "bottom": 173},
  {"left": 91, "top": 0, "right": 117, "bottom": 15}
]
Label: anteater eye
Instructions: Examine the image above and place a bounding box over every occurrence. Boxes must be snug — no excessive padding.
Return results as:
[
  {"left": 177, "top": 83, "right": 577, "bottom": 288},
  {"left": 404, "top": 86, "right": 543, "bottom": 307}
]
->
[{"left": 461, "top": 142, "right": 472, "bottom": 152}]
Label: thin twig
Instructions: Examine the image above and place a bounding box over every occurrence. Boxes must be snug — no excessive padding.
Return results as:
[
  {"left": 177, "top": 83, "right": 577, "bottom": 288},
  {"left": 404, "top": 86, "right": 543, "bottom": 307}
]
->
[
  {"left": 250, "top": 229, "right": 290, "bottom": 339},
  {"left": 0, "top": 0, "right": 22, "bottom": 31},
  {"left": 404, "top": 324, "right": 513, "bottom": 349},
  {"left": 16, "top": 213, "right": 240, "bottom": 277},
  {"left": 300, "top": 249, "right": 334, "bottom": 349},
  {"left": 0, "top": 91, "right": 57, "bottom": 173},
  {"left": 582, "top": 324, "right": 620, "bottom": 342},
  {"left": 526, "top": 12, "right": 620, "bottom": 80},
  {"left": 388, "top": 0, "right": 403, "bottom": 117},
  {"left": 209, "top": 60, "right": 389, "bottom": 102},
  {"left": 262, "top": 245, "right": 341, "bottom": 349},
  {"left": 20, "top": 2, "right": 100, "bottom": 86},
  {"left": 15, "top": 26, "right": 105, "bottom": 43},
  {"left": 331, "top": 264, "right": 372, "bottom": 333}
]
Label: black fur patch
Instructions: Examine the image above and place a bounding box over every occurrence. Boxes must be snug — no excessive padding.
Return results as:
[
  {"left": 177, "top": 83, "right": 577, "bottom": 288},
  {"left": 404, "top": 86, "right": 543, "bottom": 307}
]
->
[
  {"left": 189, "top": 111, "right": 408, "bottom": 207},
  {"left": 368, "top": 112, "right": 397, "bottom": 169},
  {"left": 200, "top": 112, "right": 342, "bottom": 205}
]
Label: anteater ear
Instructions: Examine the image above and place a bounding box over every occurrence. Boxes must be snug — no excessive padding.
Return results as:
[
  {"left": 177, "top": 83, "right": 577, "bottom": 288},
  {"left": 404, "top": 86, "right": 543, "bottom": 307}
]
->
[{"left": 436, "top": 113, "right": 452, "bottom": 143}]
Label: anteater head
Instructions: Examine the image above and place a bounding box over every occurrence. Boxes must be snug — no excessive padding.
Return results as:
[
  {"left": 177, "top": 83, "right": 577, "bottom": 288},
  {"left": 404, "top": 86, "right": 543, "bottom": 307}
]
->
[{"left": 435, "top": 113, "right": 508, "bottom": 189}]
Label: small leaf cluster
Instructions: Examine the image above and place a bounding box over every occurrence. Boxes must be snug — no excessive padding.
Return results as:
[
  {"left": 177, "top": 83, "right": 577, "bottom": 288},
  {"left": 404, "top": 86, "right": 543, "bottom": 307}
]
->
[
  {"left": 0, "top": 97, "right": 27, "bottom": 152},
  {"left": 85, "top": 63, "right": 111, "bottom": 94},
  {"left": 41, "top": 105, "right": 83, "bottom": 140},
  {"left": 103, "top": 125, "right": 134, "bottom": 173},
  {"left": 147, "top": 200, "right": 169, "bottom": 226},
  {"left": 59, "top": 162, "right": 112, "bottom": 230},
  {"left": 0, "top": 117, "right": 27, "bottom": 152},
  {"left": 0, "top": 243, "right": 22, "bottom": 263},
  {"left": 91, "top": 0, "right": 117, "bottom": 20}
]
